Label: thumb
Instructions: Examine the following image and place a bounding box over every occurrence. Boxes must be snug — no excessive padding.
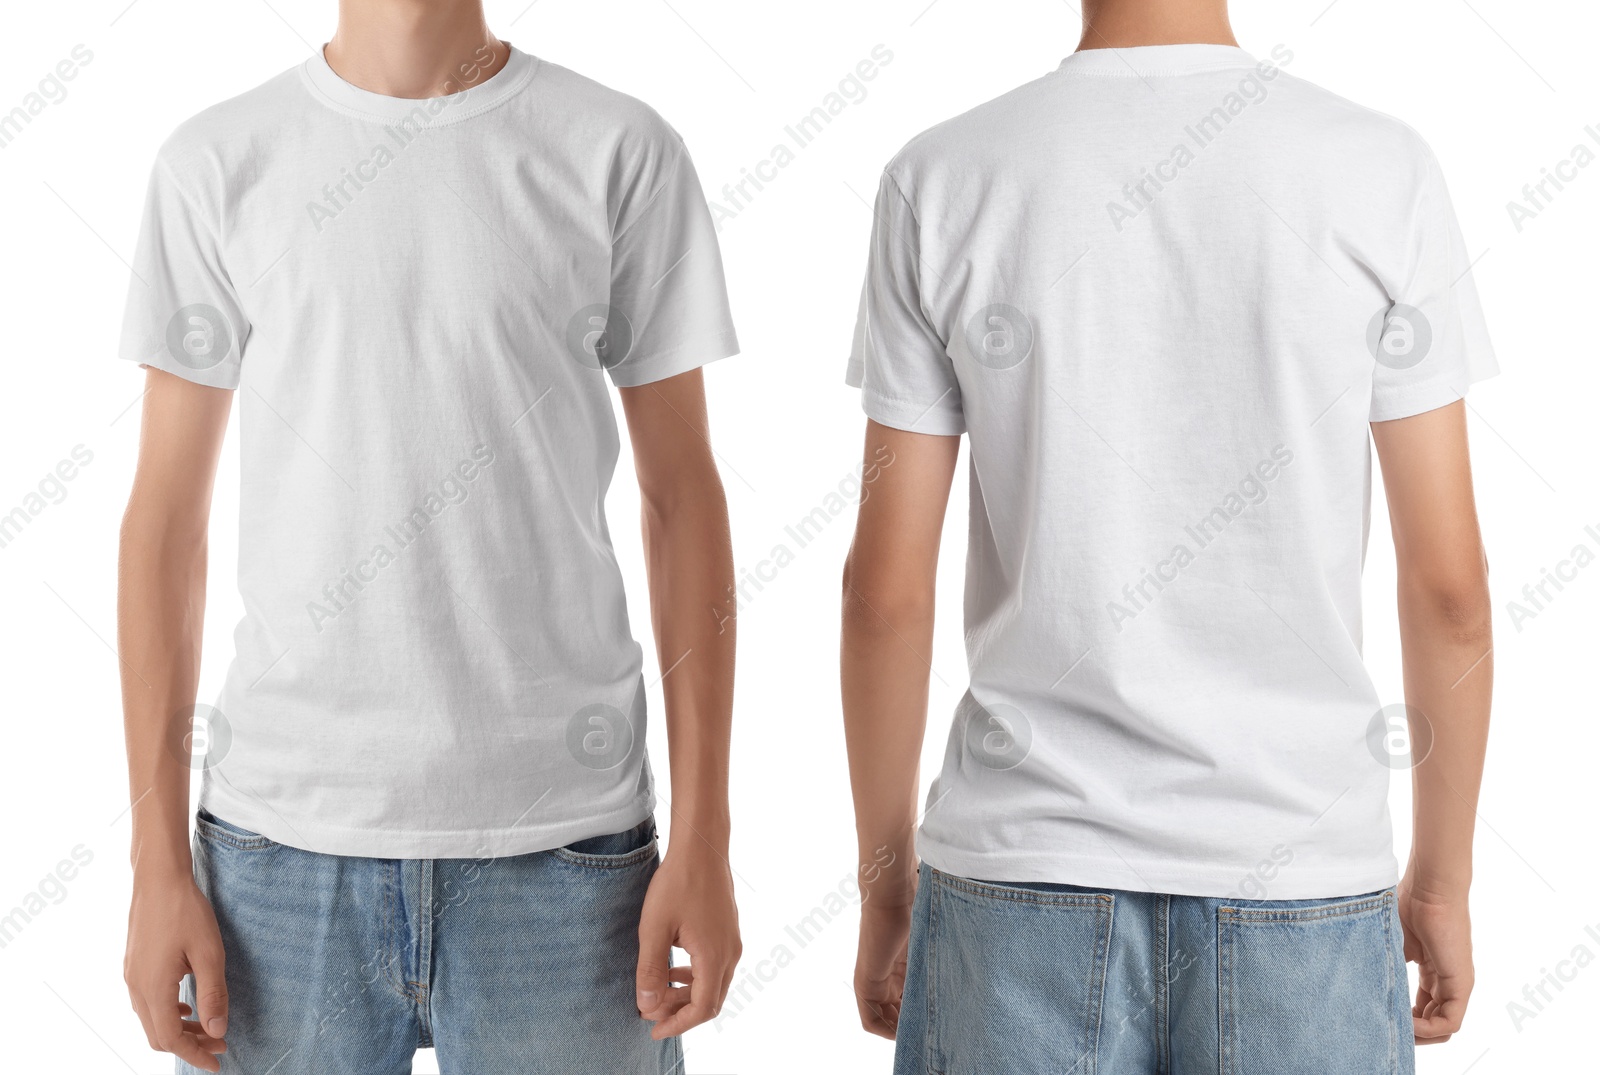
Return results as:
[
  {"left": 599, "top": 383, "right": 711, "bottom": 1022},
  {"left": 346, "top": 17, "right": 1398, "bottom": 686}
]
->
[
  {"left": 636, "top": 913, "right": 673, "bottom": 1015},
  {"left": 190, "top": 939, "right": 229, "bottom": 1039}
]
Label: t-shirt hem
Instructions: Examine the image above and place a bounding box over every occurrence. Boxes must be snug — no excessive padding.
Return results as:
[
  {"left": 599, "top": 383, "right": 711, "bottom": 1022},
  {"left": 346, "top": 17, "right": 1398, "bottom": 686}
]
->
[
  {"left": 200, "top": 784, "right": 655, "bottom": 859},
  {"left": 608, "top": 331, "right": 740, "bottom": 388},
  {"left": 917, "top": 840, "right": 1400, "bottom": 900}
]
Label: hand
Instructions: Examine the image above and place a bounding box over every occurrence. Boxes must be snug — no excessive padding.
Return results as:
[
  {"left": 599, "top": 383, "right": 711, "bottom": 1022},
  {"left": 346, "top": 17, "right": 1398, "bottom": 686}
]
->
[
  {"left": 125, "top": 870, "right": 228, "bottom": 1072},
  {"left": 855, "top": 895, "right": 913, "bottom": 1039},
  {"left": 635, "top": 845, "right": 741, "bottom": 1039},
  {"left": 1398, "top": 877, "right": 1474, "bottom": 1044}
]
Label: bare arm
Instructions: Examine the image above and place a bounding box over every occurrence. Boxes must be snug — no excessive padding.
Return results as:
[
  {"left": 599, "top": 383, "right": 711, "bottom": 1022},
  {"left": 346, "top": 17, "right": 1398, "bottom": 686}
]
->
[
  {"left": 840, "top": 420, "right": 959, "bottom": 1038},
  {"left": 118, "top": 367, "right": 233, "bottom": 1072},
  {"left": 617, "top": 367, "right": 740, "bottom": 1039},
  {"left": 1372, "top": 399, "right": 1492, "bottom": 1044}
]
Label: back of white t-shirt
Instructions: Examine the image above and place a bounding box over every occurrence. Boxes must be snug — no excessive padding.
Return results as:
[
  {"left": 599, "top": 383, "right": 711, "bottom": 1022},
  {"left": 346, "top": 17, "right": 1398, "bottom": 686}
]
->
[{"left": 849, "top": 43, "right": 1495, "bottom": 898}]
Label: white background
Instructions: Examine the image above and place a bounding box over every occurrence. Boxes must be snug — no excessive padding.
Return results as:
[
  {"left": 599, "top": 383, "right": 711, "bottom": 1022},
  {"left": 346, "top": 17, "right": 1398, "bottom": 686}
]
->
[{"left": 1, "top": 0, "right": 1596, "bottom": 1072}]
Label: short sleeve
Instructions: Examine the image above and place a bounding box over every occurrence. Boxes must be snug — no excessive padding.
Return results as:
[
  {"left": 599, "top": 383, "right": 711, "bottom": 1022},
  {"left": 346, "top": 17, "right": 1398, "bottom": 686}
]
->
[
  {"left": 603, "top": 137, "right": 739, "bottom": 388},
  {"left": 1368, "top": 150, "right": 1498, "bottom": 422},
  {"left": 846, "top": 171, "right": 964, "bottom": 436},
  {"left": 119, "top": 155, "right": 249, "bottom": 389}
]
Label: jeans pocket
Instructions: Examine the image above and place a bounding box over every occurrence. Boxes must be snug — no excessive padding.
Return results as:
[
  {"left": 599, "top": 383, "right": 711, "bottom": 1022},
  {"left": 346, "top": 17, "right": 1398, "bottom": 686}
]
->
[
  {"left": 1218, "top": 889, "right": 1411, "bottom": 1075},
  {"left": 927, "top": 869, "right": 1113, "bottom": 1075},
  {"left": 548, "top": 819, "right": 658, "bottom": 869},
  {"left": 194, "top": 809, "right": 279, "bottom": 851}
]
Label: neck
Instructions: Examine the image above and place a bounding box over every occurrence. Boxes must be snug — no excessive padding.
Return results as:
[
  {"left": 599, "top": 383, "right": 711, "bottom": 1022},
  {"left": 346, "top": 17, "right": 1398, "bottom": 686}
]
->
[
  {"left": 1078, "top": 0, "right": 1238, "bottom": 51},
  {"left": 325, "top": 0, "right": 508, "bottom": 98}
]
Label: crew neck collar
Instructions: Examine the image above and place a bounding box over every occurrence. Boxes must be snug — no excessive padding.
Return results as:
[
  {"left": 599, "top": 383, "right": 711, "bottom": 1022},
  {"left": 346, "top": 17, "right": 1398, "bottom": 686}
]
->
[
  {"left": 1057, "top": 43, "right": 1257, "bottom": 77},
  {"left": 301, "top": 43, "right": 537, "bottom": 125}
]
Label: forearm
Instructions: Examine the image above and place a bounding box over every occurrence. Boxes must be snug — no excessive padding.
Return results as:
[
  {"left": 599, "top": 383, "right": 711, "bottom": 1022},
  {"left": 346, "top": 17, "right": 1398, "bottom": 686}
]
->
[
  {"left": 642, "top": 483, "right": 735, "bottom": 855},
  {"left": 118, "top": 511, "right": 208, "bottom": 883},
  {"left": 840, "top": 571, "right": 933, "bottom": 906},
  {"left": 1398, "top": 573, "right": 1493, "bottom": 898}
]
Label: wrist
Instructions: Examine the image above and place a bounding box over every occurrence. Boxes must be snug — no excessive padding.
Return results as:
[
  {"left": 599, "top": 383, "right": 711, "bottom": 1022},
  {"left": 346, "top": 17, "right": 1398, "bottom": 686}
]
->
[
  {"left": 662, "top": 813, "right": 730, "bottom": 863},
  {"left": 129, "top": 828, "right": 193, "bottom": 885},
  {"left": 1402, "top": 859, "right": 1472, "bottom": 903},
  {"left": 857, "top": 839, "right": 917, "bottom": 908},
  {"left": 132, "top": 853, "right": 194, "bottom": 888}
]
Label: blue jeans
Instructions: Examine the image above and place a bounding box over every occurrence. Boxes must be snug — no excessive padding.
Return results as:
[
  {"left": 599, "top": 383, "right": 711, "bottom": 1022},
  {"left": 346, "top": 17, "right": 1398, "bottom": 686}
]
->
[
  {"left": 894, "top": 865, "right": 1414, "bottom": 1075},
  {"left": 181, "top": 811, "right": 681, "bottom": 1074}
]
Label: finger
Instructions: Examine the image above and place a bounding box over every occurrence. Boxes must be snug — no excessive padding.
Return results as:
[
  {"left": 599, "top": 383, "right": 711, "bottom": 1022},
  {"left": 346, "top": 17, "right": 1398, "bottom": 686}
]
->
[
  {"left": 651, "top": 990, "right": 717, "bottom": 1037},
  {"left": 170, "top": 1031, "right": 224, "bottom": 1072},
  {"left": 178, "top": 1018, "right": 228, "bottom": 1053},
  {"left": 856, "top": 993, "right": 898, "bottom": 1040},
  {"left": 640, "top": 984, "right": 693, "bottom": 1021},
  {"left": 1414, "top": 1005, "right": 1467, "bottom": 1041},
  {"left": 128, "top": 993, "right": 156, "bottom": 1049},
  {"left": 635, "top": 916, "right": 674, "bottom": 1016},
  {"left": 650, "top": 952, "right": 732, "bottom": 1039},
  {"left": 143, "top": 990, "right": 222, "bottom": 1073},
  {"left": 189, "top": 939, "right": 230, "bottom": 1041},
  {"left": 642, "top": 966, "right": 695, "bottom": 1016}
]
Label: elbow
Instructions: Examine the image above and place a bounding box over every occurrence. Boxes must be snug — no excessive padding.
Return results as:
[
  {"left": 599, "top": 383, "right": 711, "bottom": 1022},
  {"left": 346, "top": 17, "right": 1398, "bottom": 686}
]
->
[
  {"left": 1399, "top": 563, "right": 1492, "bottom": 645},
  {"left": 637, "top": 466, "right": 729, "bottom": 531},
  {"left": 119, "top": 497, "right": 207, "bottom": 568},
  {"left": 841, "top": 552, "right": 935, "bottom": 630}
]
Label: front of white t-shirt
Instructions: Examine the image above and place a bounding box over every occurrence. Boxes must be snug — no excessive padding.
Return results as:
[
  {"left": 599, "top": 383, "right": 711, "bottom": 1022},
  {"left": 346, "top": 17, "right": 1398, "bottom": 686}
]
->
[
  {"left": 849, "top": 44, "right": 1496, "bottom": 898},
  {"left": 121, "top": 46, "right": 739, "bottom": 857}
]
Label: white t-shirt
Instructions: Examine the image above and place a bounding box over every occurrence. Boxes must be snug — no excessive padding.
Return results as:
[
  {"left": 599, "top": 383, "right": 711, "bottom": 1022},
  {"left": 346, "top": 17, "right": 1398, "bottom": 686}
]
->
[
  {"left": 848, "top": 44, "right": 1496, "bottom": 898},
  {"left": 121, "top": 46, "right": 739, "bottom": 858}
]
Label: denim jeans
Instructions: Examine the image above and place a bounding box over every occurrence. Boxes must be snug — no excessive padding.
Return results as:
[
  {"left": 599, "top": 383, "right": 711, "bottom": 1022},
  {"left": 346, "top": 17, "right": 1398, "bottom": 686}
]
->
[
  {"left": 894, "top": 864, "right": 1414, "bottom": 1075},
  {"left": 180, "top": 811, "right": 680, "bottom": 1074}
]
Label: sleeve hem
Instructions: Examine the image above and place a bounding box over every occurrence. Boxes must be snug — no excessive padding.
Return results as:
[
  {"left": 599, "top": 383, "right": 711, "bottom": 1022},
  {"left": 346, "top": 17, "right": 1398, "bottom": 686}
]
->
[
  {"left": 1370, "top": 354, "right": 1499, "bottom": 422},
  {"left": 119, "top": 349, "right": 240, "bottom": 391},
  {"left": 859, "top": 387, "right": 965, "bottom": 436},
  {"left": 607, "top": 331, "right": 740, "bottom": 388}
]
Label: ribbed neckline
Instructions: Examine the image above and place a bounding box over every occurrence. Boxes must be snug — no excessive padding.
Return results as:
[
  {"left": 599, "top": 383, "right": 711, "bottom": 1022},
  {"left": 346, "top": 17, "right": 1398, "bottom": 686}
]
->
[
  {"left": 300, "top": 43, "right": 537, "bottom": 125},
  {"left": 1057, "top": 44, "right": 1258, "bottom": 78}
]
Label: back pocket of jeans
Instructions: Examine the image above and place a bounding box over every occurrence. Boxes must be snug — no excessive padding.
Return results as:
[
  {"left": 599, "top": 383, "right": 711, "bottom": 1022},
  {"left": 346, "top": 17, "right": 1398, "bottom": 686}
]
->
[
  {"left": 1218, "top": 891, "right": 1404, "bottom": 1075},
  {"left": 927, "top": 870, "right": 1113, "bottom": 1075}
]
